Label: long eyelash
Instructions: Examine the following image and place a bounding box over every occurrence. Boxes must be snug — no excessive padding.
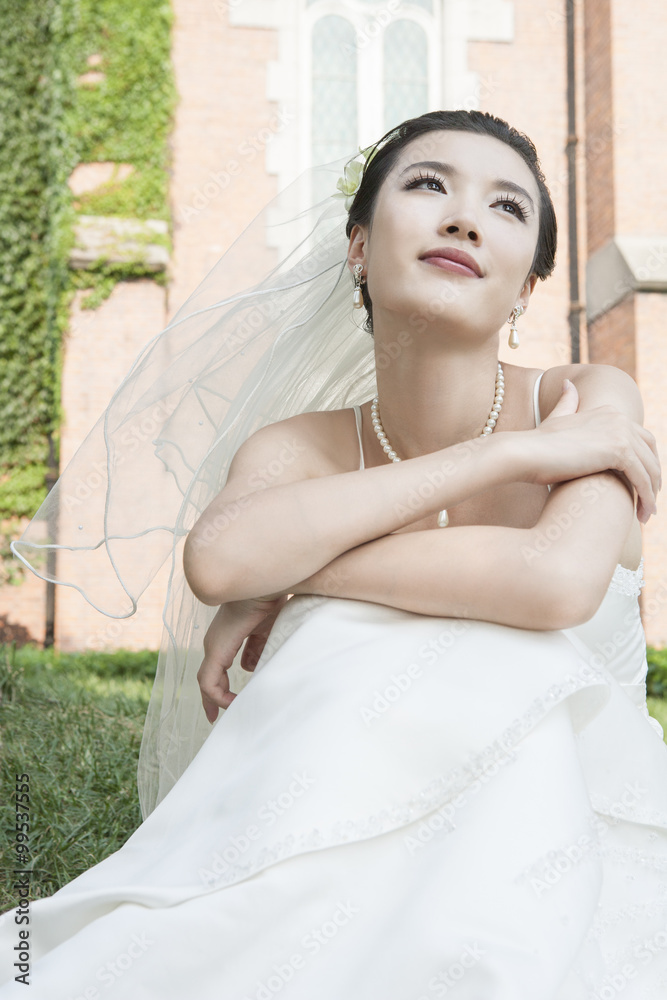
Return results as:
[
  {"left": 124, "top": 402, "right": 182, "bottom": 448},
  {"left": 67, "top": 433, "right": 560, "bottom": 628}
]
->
[
  {"left": 404, "top": 173, "right": 529, "bottom": 221},
  {"left": 497, "top": 192, "right": 528, "bottom": 220},
  {"left": 403, "top": 170, "right": 444, "bottom": 191}
]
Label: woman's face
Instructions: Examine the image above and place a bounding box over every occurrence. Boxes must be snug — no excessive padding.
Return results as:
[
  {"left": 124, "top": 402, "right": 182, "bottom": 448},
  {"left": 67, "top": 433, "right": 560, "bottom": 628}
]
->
[{"left": 349, "top": 129, "right": 542, "bottom": 344}]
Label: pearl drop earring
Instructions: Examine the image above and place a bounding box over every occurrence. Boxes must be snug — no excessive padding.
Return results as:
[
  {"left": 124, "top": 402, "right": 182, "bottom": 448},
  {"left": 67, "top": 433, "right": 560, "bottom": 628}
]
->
[
  {"left": 507, "top": 304, "right": 524, "bottom": 349},
  {"left": 352, "top": 263, "right": 365, "bottom": 309}
]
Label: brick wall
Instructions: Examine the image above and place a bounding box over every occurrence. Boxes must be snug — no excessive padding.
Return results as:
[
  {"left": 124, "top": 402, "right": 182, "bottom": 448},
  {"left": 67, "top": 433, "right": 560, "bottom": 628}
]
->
[
  {"left": 583, "top": 0, "right": 667, "bottom": 640},
  {"left": 1, "top": 0, "right": 281, "bottom": 652},
  {"left": 583, "top": 0, "right": 615, "bottom": 257},
  {"left": 587, "top": 295, "right": 636, "bottom": 374},
  {"left": 468, "top": 0, "right": 571, "bottom": 371},
  {"left": 167, "top": 0, "right": 279, "bottom": 323},
  {"left": 3, "top": 0, "right": 666, "bottom": 648}
]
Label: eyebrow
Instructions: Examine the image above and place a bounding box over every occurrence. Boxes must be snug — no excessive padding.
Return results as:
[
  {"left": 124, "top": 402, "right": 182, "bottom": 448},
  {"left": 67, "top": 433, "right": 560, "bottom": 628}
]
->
[{"left": 398, "top": 160, "right": 536, "bottom": 214}]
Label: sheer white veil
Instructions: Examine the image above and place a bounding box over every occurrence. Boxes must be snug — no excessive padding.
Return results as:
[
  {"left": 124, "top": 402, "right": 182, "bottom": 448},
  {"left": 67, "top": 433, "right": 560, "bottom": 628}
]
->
[{"left": 11, "top": 149, "right": 380, "bottom": 819}]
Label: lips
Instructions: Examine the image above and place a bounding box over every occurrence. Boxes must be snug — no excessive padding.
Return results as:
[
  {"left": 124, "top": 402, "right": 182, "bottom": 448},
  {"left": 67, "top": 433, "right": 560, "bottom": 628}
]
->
[{"left": 419, "top": 247, "right": 483, "bottom": 278}]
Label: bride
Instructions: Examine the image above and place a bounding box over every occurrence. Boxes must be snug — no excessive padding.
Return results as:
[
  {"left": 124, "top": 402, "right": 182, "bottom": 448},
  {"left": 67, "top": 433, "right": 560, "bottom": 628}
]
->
[{"left": 1, "top": 110, "right": 666, "bottom": 1000}]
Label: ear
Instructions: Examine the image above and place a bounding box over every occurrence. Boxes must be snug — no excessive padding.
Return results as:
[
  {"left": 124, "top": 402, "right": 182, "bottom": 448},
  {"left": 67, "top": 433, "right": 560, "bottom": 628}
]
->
[
  {"left": 517, "top": 273, "right": 538, "bottom": 313},
  {"left": 347, "top": 224, "right": 368, "bottom": 274}
]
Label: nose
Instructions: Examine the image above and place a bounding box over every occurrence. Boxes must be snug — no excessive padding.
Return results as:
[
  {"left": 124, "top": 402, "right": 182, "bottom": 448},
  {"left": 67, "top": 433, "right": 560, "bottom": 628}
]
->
[
  {"left": 441, "top": 220, "right": 480, "bottom": 242},
  {"left": 445, "top": 224, "right": 478, "bottom": 241},
  {"left": 439, "top": 201, "right": 481, "bottom": 242}
]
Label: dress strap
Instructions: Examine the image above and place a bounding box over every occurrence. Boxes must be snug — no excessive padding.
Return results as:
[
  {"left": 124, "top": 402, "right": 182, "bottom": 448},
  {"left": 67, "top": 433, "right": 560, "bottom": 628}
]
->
[
  {"left": 533, "top": 371, "right": 545, "bottom": 428},
  {"left": 532, "top": 371, "right": 552, "bottom": 493},
  {"left": 352, "top": 404, "right": 365, "bottom": 470}
]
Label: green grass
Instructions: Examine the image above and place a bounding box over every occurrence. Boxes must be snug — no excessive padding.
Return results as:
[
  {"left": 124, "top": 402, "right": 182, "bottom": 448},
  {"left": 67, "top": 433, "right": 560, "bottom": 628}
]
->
[
  {"left": 0, "top": 644, "right": 154, "bottom": 910},
  {"left": 1, "top": 643, "right": 665, "bottom": 913},
  {"left": 647, "top": 696, "right": 667, "bottom": 737}
]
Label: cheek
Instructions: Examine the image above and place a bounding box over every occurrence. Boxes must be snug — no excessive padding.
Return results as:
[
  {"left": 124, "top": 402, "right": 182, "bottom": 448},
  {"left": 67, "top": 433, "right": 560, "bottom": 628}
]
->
[
  {"left": 366, "top": 234, "right": 409, "bottom": 297},
  {"left": 490, "top": 229, "right": 535, "bottom": 277},
  {"left": 373, "top": 244, "right": 414, "bottom": 290}
]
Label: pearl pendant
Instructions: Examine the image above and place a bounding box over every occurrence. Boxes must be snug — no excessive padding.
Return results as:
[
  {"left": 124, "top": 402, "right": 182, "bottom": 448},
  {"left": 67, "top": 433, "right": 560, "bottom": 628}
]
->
[
  {"left": 371, "top": 361, "right": 504, "bottom": 530},
  {"left": 353, "top": 288, "right": 363, "bottom": 309},
  {"left": 508, "top": 326, "right": 520, "bottom": 349}
]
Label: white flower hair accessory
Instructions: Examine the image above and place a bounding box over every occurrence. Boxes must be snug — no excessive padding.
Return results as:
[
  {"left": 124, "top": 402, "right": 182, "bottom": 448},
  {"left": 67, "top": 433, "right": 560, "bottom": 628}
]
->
[{"left": 334, "top": 144, "right": 379, "bottom": 210}]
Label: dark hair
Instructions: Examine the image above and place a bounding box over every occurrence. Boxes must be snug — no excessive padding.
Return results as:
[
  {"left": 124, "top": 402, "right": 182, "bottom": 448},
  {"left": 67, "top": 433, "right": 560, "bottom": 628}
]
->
[{"left": 344, "top": 109, "right": 557, "bottom": 336}]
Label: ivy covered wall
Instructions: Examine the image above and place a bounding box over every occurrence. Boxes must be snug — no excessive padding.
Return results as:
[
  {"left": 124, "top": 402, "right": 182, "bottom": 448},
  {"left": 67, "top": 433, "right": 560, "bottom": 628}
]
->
[{"left": 0, "top": 0, "right": 175, "bottom": 583}]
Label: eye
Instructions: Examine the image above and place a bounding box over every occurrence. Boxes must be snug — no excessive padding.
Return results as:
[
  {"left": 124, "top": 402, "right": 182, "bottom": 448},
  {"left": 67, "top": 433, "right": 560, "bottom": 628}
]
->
[
  {"left": 403, "top": 173, "right": 530, "bottom": 222},
  {"left": 403, "top": 170, "right": 446, "bottom": 193},
  {"left": 495, "top": 194, "right": 528, "bottom": 221}
]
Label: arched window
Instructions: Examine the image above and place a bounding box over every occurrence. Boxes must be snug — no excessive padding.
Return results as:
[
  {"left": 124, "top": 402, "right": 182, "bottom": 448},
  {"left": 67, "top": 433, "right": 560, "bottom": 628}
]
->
[
  {"left": 311, "top": 15, "right": 358, "bottom": 166},
  {"left": 228, "top": 0, "right": 516, "bottom": 194},
  {"left": 306, "top": 1, "right": 440, "bottom": 170},
  {"left": 383, "top": 19, "right": 429, "bottom": 132},
  {"left": 227, "top": 0, "right": 515, "bottom": 255}
]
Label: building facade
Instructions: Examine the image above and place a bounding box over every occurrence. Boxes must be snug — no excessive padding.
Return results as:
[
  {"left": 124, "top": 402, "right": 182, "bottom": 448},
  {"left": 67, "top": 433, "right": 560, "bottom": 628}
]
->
[{"left": 2, "top": 0, "right": 666, "bottom": 650}]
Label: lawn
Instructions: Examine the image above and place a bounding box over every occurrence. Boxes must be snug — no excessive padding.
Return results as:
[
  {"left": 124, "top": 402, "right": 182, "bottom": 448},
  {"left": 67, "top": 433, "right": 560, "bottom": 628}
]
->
[{"left": 0, "top": 645, "right": 152, "bottom": 909}]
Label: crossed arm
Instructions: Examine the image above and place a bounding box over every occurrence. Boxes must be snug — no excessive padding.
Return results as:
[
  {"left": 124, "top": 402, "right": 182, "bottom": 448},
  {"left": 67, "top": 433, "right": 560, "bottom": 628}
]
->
[
  {"left": 259, "top": 492, "right": 634, "bottom": 633},
  {"left": 184, "top": 365, "right": 646, "bottom": 632}
]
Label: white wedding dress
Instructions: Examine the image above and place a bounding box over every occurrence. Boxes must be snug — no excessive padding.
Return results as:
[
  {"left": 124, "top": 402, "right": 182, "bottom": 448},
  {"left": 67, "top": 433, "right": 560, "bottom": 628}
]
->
[{"left": 2, "top": 372, "right": 667, "bottom": 999}]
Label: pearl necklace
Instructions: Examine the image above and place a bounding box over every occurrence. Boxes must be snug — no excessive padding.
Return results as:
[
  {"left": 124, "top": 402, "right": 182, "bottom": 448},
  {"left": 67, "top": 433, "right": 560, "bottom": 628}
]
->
[{"left": 371, "top": 361, "right": 505, "bottom": 528}]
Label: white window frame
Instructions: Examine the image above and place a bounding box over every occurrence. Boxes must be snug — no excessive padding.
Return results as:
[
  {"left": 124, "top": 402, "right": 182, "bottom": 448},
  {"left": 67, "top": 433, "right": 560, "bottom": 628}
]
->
[
  {"left": 227, "top": 0, "right": 515, "bottom": 252},
  {"left": 228, "top": 0, "right": 514, "bottom": 188},
  {"left": 301, "top": 0, "right": 442, "bottom": 168}
]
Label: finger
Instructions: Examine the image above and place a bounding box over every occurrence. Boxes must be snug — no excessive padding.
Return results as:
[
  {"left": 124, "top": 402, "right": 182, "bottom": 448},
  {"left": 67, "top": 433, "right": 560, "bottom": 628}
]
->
[
  {"left": 636, "top": 426, "right": 662, "bottom": 490},
  {"left": 201, "top": 692, "right": 220, "bottom": 724},
  {"left": 197, "top": 659, "right": 236, "bottom": 711},
  {"left": 620, "top": 436, "right": 660, "bottom": 520},
  {"left": 546, "top": 384, "right": 578, "bottom": 417},
  {"left": 638, "top": 499, "right": 653, "bottom": 526},
  {"left": 638, "top": 496, "right": 656, "bottom": 525},
  {"left": 201, "top": 687, "right": 236, "bottom": 722},
  {"left": 634, "top": 432, "right": 661, "bottom": 509},
  {"left": 241, "top": 633, "right": 267, "bottom": 671},
  {"left": 201, "top": 682, "right": 236, "bottom": 719},
  {"left": 200, "top": 675, "right": 235, "bottom": 709}
]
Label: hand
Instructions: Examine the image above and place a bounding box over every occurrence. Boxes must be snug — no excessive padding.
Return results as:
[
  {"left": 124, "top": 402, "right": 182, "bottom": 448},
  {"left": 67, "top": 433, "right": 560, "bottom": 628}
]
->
[
  {"left": 197, "top": 594, "right": 290, "bottom": 724},
  {"left": 512, "top": 379, "right": 661, "bottom": 523}
]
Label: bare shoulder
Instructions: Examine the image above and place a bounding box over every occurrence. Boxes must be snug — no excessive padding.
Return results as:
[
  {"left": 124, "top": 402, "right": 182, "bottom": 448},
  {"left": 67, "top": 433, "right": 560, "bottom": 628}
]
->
[
  {"left": 226, "top": 407, "right": 352, "bottom": 493},
  {"left": 539, "top": 363, "right": 644, "bottom": 423}
]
